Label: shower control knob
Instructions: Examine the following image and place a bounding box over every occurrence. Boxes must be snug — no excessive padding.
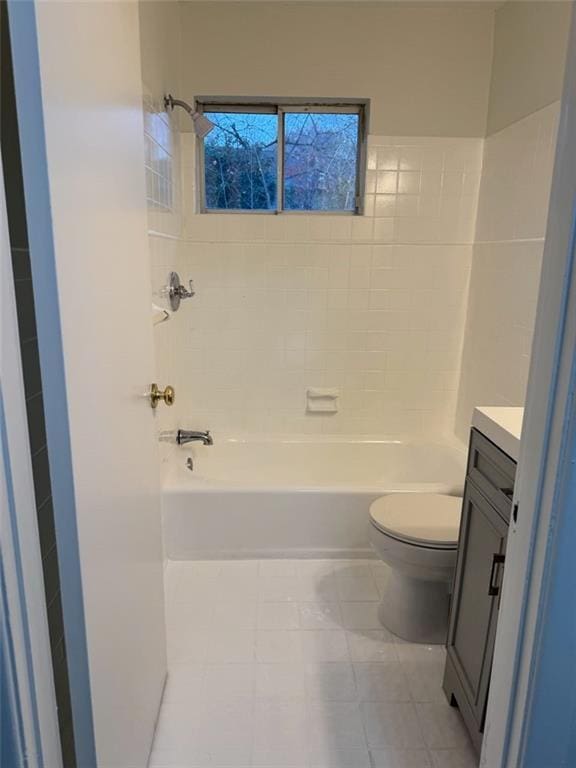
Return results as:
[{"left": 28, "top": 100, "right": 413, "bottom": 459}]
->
[
  {"left": 168, "top": 272, "right": 195, "bottom": 311},
  {"left": 150, "top": 383, "right": 175, "bottom": 409}
]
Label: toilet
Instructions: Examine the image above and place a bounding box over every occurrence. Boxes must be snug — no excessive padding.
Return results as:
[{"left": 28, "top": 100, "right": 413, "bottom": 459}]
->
[{"left": 369, "top": 493, "right": 462, "bottom": 644}]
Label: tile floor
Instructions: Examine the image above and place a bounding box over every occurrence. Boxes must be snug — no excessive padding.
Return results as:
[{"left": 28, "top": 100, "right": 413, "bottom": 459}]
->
[{"left": 150, "top": 559, "right": 478, "bottom": 768}]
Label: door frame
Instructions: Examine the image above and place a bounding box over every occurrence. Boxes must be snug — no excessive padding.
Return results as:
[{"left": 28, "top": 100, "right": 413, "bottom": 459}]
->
[
  {"left": 6, "top": 2, "right": 97, "bottom": 765},
  {"left": 482, "top": 5, "right": 576, "bottom": 766},
  {"left": 0, "top": 125, "right": 61, "bottom": 768}
]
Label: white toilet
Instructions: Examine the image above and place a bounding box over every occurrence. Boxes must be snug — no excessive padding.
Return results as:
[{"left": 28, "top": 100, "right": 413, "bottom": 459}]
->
[{"left": 369, "top": 493, "right": 462, "bottom": 644}]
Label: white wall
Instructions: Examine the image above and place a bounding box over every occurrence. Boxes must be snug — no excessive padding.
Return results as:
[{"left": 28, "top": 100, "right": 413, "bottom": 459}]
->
[
  {"left": 178, "top": 1, "right": 495, "bottom": 137},
  {"left": 178, "top": 133, "right": 481, "bottom": 437},
  {"left": 486, "top": 0, "right": 571, "bottom": 135}
]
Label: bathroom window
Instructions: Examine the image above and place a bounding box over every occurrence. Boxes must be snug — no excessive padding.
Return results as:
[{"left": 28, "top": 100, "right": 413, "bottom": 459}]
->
[{"left": 197, "top": 98, "right": 369, "bottom": 214}]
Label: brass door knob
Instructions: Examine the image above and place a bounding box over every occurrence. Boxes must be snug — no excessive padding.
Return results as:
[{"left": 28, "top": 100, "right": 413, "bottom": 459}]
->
[{"left": 150, "top": 383, "right": 175, "bottom": 408}]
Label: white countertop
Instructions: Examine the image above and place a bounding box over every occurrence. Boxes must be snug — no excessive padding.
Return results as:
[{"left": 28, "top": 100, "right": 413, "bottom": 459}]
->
[{"left": 472, "top": 406, "right": 524, "bottom": 462}]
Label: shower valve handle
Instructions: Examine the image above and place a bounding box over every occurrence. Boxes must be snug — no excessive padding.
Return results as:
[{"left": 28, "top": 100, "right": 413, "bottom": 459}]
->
[
  {"left": 167, "top": 271, "right": 195, "bottom": 311},
  {"left": 174, "top": 279, "right": 195, "bottom": 299}
]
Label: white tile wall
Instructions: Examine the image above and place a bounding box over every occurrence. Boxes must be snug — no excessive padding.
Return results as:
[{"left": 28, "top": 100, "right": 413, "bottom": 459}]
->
[
  {"left": 455, "top": 102, "right": 560, "bottom": 440},
  {"left": 144, "top": 92, "right": 175, "bottom": 215},
  {"left": 143, "top": 90, "right": 187, "bottom": 467},
  {"left": 175, "top": 134, "right": 482, "bottom": 437}
]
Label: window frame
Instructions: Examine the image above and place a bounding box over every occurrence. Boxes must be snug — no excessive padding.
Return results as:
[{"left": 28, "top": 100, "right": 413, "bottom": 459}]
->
[{"left": 195, "top": 97, "right": 370, "bottom": 215}]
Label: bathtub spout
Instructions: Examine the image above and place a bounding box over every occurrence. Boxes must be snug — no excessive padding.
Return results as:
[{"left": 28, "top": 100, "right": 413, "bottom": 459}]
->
[{"left": 177, "top": 429, "right": 213, "bottom": 446}]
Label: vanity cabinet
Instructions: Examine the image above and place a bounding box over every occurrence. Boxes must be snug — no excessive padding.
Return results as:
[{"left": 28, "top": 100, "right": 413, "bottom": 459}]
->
[{"left": 443, "top": 428, "right": 517, "bottom": 751}]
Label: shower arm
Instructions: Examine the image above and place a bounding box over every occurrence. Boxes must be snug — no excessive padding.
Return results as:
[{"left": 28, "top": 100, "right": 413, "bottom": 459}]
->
[
  {"left": 164, "top": 94, "right": 195, "bottom": 117},
  {"left": 163, "top": 93, "right": 215, "bottom": 139}
]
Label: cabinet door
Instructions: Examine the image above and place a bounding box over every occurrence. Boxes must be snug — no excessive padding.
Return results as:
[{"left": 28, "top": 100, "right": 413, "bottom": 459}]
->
[{"left": 446, "top": 481, "right": 508, "bottom": 730}]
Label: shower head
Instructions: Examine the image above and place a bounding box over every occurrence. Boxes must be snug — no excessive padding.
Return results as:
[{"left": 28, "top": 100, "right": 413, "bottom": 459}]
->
[{"left": 164, "top": 94, "right": 215, "bottom": 139}]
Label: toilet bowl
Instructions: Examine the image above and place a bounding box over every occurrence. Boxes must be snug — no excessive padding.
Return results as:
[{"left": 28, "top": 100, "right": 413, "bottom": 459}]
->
[{"left": 369, "top": 493, "right": 462, "bottom": 644}]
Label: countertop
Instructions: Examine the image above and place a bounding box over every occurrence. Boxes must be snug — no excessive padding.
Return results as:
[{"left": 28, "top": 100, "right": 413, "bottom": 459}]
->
[{"left": 472, "top": 406, "right": 524, "bottom": 462}]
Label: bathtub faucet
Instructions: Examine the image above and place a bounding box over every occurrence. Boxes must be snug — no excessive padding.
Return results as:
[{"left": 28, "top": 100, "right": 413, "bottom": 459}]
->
[{"left": 177, "top": 429, "right": 213, "bottom": 446}]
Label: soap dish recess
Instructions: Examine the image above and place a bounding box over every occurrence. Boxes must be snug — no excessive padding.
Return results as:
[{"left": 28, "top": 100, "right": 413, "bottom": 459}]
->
[{"left": 306, "top": 388, "right": 339, "bottom": 413}]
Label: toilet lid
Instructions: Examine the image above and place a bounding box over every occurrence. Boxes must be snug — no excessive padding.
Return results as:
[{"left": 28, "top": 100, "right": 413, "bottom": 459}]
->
[{"left": 369, "top": 493, "right": 462, "bottom": 548}]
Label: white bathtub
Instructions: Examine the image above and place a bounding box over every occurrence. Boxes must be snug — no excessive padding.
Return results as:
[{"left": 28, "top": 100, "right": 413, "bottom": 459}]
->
[{"left": 162, "top": 437, "right": 467, "bottom": 559}]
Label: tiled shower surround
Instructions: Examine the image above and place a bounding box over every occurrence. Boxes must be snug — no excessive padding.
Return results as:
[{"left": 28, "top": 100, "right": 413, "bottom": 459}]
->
[
  {"left": 456, "top": 102, "right": 560, "bottom": 439},
  {"left": 175, "top": 135, "right": 482, "bottom": 437},
  {"left": 144, "top": 92, "right": 189, "bottom": 460},
  {"left": 144, "top": 99, "right": 559, "bottom": 445}
]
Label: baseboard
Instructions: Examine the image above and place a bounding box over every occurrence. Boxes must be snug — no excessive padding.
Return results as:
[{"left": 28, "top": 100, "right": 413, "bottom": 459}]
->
[{"left": 167, "top": 547, "right": 377, "bottom": 561}]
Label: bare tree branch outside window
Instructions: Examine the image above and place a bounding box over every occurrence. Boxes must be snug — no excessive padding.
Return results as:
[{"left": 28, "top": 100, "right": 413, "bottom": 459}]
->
[
  {"left": 201, "top": 103, "right": 364, "bottom": 213},
  {"left": 284, "top": 113, "right": 358, "bottom": 211},
  {"left": 204, "top": 113, "right": 277, "bottom": 210}
]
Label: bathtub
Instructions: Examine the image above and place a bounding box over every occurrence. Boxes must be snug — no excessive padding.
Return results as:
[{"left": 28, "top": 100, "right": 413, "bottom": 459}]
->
[{"left": 162, "top": 437, "right": 467, "bottom": 560}]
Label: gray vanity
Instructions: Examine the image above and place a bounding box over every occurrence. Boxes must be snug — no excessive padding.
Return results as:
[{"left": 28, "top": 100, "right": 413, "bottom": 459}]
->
[{"left": 443, "top": 407, "right": 523, "bottom": 751}]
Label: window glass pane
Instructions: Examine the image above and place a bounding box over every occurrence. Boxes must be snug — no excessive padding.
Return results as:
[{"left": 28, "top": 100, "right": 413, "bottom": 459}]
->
[
  {"left": 204, "top": 112, "right": 278, "bottom": 210},
  {"left": 283, "top": 112, "right": 359, "bottom": 211}
]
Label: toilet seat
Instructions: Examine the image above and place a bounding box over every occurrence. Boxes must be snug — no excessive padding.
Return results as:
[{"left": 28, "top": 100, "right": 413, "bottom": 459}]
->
[{"left": 369, "top": 493, "right": 462, "bottom": 550}]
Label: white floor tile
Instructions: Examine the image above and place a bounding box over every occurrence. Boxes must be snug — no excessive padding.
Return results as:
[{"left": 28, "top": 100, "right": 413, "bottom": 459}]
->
[
  {"left": 429, "top": 746, "right": 478, "bottom": 768},
  {"left": 218, "top": 573, "right": 259, "bottom": 601},
  {"left": 304, "top": 662, "right": 357, "bottom": 701},
  {"left": 336, "top": 577, "right": 380, "bottom": 602},
  {"left": 353, "top": 662, "right": 411, "bottom": 702},
  {"left": 297, "top": 573, "right": 339, "bottom": 602},
  {"left": 346, "top": 631, "right": 398, "bottom": 662},
  {"left": 162, "top": 664, "right": 205, "bottom": 705},
  {"left": 300, "top": 630, "right": 350, "bottom": 662},
  {"left": 333, "top": 562, "right": 376, "bottom": 580},
  {"left": 148, "top": 744, "right": 209, "bottom": 768},
  {"left": 166, "top": 628, "right": 210, "bottom": 665},
  {"left": 258, "top": 576, "right": 301, "bottom": 602},
  {"left": 255, "top": 630, "right": 303, "bottom": 662},
  {"left": 415, "top": 703, "right": 472, "bottom": 750},
  {"left": 197, "top": 700, "right": 254, "bottom": 766},
  {"left": 402, "top": 657, "right": 447, "bottom": 704},
  {"left": 361, "top": 702, "right": 425, "bottom": 749},
  {"left": 155, "top": 560, "right": 471, "bottom": 768},
  {"left": 255, "top": 663, "right": 306, "bottom": 699},
  {"left": 252, "top": 745, "right": 307, "bottom": 767},
  {"left": 340, "top": 602, "right": 382, "bottom": 630},
  {"left": 394, "top": 643, "right": 445, "bottom": 665},
  {"left": 165, "top": 599, "right": 214, "bottom": 630},
  {"left": 204, "top": 663, "right": 255, "bottom": 699},
  {"left": 307, "top": 745, "right": 371, "bottom": 767},
  {"left": 370, "top": 747, "right": 432, "bottom": 767},
  {"left": 149, "top": 705, "right": 206, "bottom": 766},
  {"left": 299, "top": 602, "right": 343, "bottom": 630},
  {"left": 162, "top": 562, "right": 181, "bottom": 604},
  {"left": 211, "top": 600, "right": 258, "bottom": 629},
  {"left": 174, "top": 572, "right": 219, "bottom": 604},
  {"left": 252, "top": 700, "right": 308, "bottom": 766},
  {"left": 257, "top": 601, "right": 300, "bottom": 630},
  {"left": 307, "top": 701, "right": 367, "bottom": 749},
  {"left": 205, "top": 629, "right": 256, "bottom": 663}
]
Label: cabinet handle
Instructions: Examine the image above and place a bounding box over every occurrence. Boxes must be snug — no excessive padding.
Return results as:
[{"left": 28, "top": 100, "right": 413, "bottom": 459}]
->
[{"left": 488, "top": 553, "right": 505, "bottom": 596}]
